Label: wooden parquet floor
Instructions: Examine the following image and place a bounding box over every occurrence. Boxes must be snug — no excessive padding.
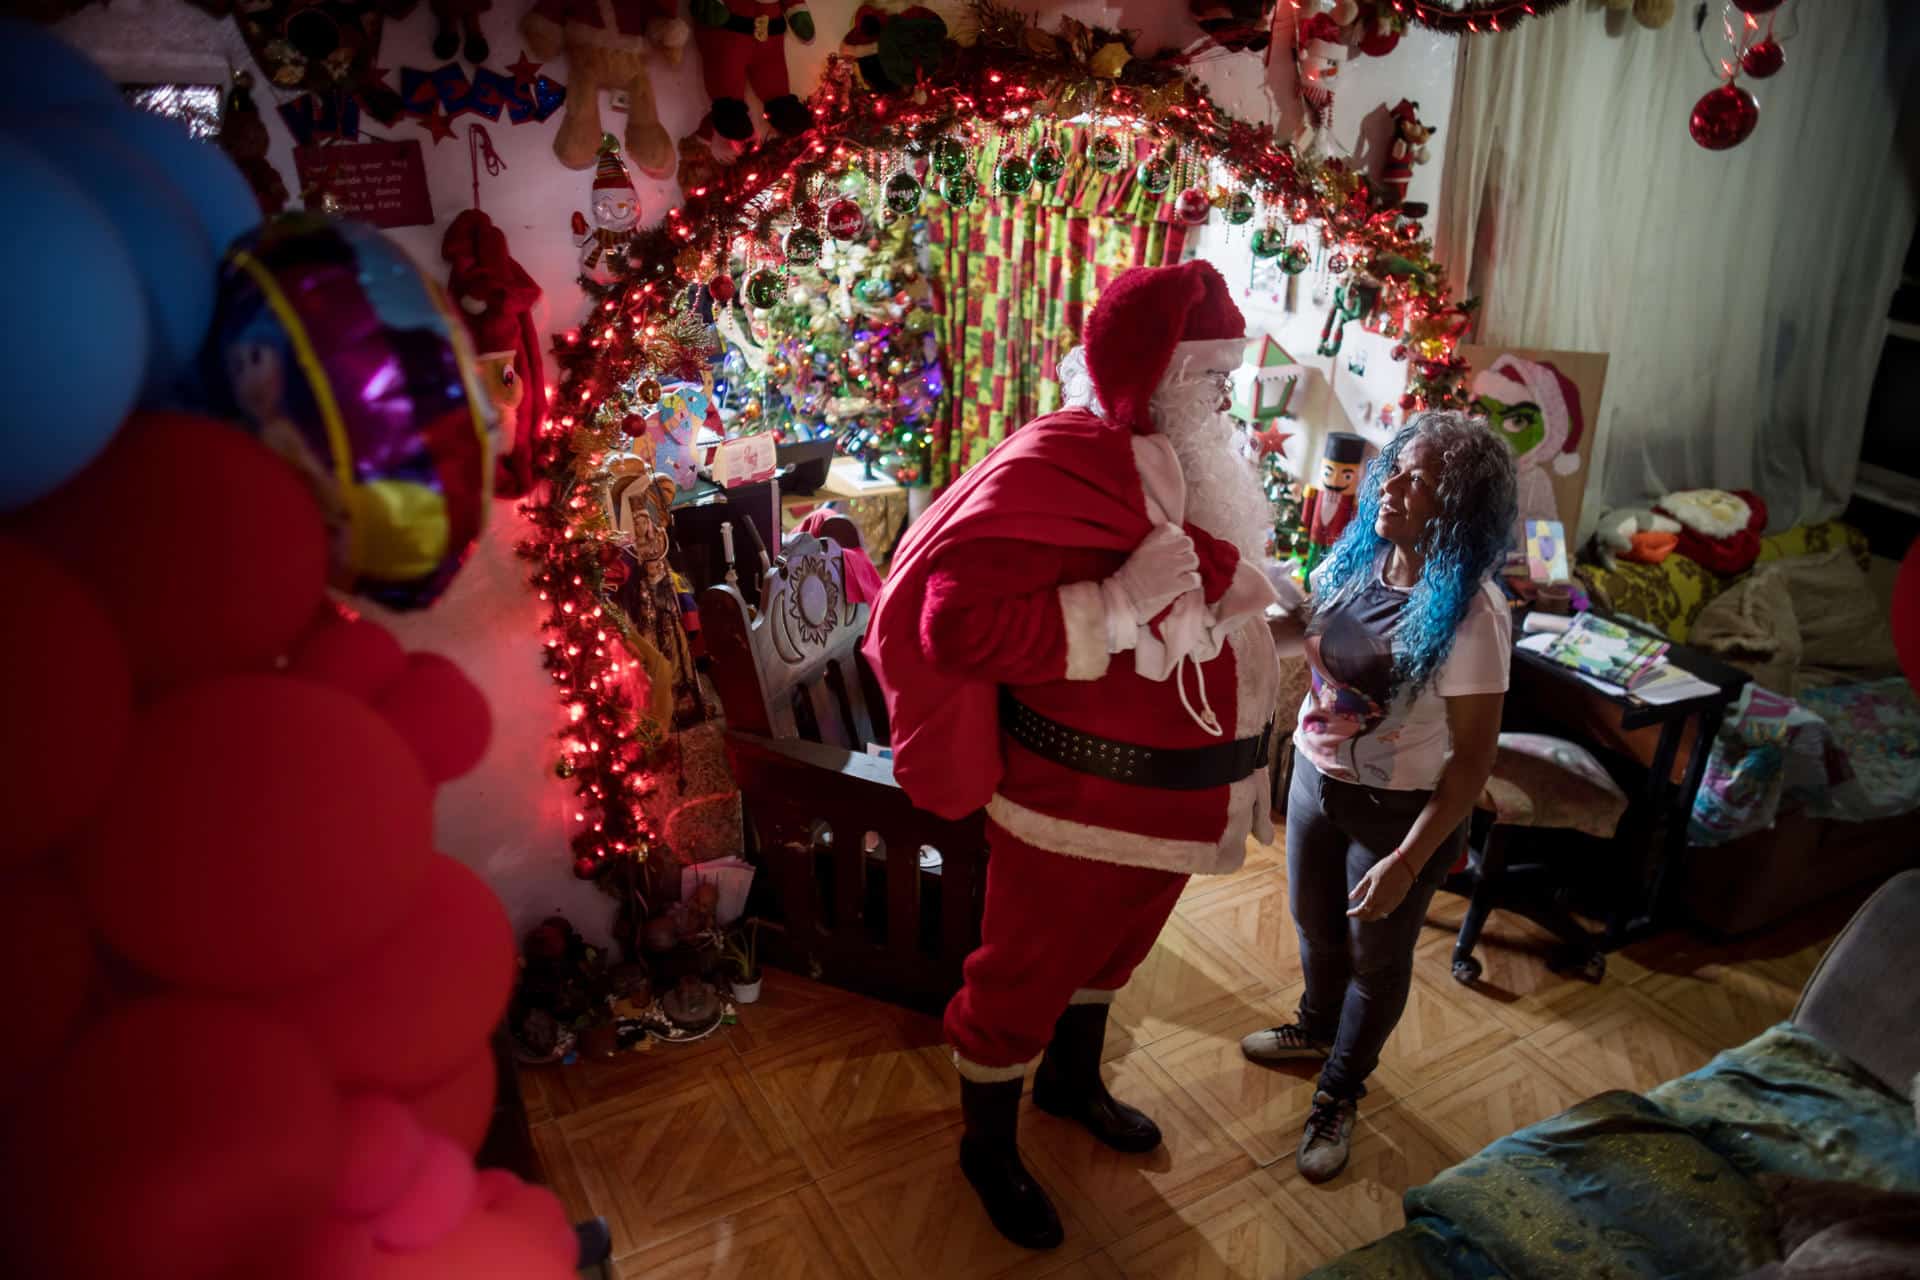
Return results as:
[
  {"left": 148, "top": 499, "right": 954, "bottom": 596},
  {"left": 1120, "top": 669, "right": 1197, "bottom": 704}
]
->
[{"left": 525, "top": 844, "right": 1859, "bottom": 1280}]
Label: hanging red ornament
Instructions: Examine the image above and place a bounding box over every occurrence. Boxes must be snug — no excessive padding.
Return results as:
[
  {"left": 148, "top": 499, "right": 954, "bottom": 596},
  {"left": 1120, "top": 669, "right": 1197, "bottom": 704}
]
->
[
  {"left": 825, "top": 197, "right": 866, "bottom": 240},
  {"left": 1741, "top": 38, "right": 1785, "bottom": 79},
  {"left": 1730, "top": 0, "right": 1783, "bottom": 12},
  {"left": 708, "top": 273, "right": 735, "bottom": 305},
  {"left": 1174, "top": 187, "right": 1212, "bottom": 224},
  {"left": 1689, "top": 84, "right": 1760, "bottom": 151},
  {"left": 794, "top": 200, "right": 824, "bottom": 230}
]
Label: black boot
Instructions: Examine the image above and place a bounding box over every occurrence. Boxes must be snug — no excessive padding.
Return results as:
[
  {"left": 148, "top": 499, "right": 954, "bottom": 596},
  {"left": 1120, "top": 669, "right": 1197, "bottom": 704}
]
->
[
  {"left": 462, "top": 17, "right": 489, "bottom": 65},
  {"left": 763, "top": 93, "right": 813, "bottom": 136},
  {"left": 1032, "top": 1002, "right": 1162, "bottom": 1154},
  {"left": 958, "top": 1077, "right": 1064, "bottom": 1251},
  {"left": 430, "top": 12, "right": 460, "bottom": 61},
  {"left": 711, "top": 97, "right": 754, "bottom": 141}
]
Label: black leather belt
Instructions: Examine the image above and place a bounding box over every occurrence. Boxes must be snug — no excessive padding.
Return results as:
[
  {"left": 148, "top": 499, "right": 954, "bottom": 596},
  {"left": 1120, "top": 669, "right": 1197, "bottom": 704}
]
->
[
  {"left": 718, "top": 13, "right": 786, "bottom": 36},
  {"left": 1001, "top": 692, "right": 1272, "bottom": 791}
]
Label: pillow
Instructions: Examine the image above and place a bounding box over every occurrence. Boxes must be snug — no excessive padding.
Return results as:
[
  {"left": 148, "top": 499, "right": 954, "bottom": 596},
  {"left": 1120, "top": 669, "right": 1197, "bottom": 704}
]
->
[
  {"left": 1480, "top": 733, "right": 1629, "bottom": 838},
  {"left": 1691, "top": 566, "right": 1803, "bottom": 694},
  {"left": 1766, "top": 550, "right": 1899, "bottom": 687}
]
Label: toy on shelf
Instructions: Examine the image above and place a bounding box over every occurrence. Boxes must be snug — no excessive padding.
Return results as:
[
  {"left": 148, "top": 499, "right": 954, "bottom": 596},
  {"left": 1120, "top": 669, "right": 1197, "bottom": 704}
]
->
[
  {"left": 1301, "top": 431, "right": 1367, "bottom": 576},
  {"left": 521, "top": 0, "right": 688, "bottom": 174},
  {"left": 570, "top": 135, "right": 639, "bottom": 285}
]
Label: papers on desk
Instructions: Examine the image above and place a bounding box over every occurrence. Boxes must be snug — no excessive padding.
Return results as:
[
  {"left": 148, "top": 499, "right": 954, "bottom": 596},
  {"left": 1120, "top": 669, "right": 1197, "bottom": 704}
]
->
[{"left": 1517, "top": 631, "right": 1718, "bottom": 704}]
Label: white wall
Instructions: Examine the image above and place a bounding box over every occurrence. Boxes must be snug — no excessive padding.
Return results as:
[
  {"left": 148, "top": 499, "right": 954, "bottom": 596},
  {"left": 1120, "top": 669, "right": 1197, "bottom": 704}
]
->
[{"left": 60, "top": 0, "right": 1457, "bottom": 946}]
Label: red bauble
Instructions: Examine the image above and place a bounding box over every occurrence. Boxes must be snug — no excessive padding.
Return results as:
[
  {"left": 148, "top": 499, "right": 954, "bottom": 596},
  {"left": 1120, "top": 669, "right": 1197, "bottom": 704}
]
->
[
  {"left": 1689, "top": 84, "right": 1760, "bottom": 151},
  {"left": 273, "top": 853, "right": 514, "bottom": 1092},
  {"left": 707, "top": 273, "right": 736, "bottom": 305},
  {"left": 374, "top": 652, "right": 493, "bottom": 785},
  {"left": 1730, "top": 0, "right": 1782, "bottom": 11},
  {"left": 15, "top": 413, "right": 328, "bottom": 691},
  {"left": 0, "top": 535, "right": 132, "bottom": 870},
  {"left": 77, "top": 674, "right": 434, "bottom": 992},
  {"left": 1741, "top": 38, "right": 1785, "bottom": 79},
  {"left": 1, "top": 996, "right": 340, "bottom": 1279},
  {"left": 825, "top": 197, "right": 866, "bottom": 240},
  {"left": 1174, "top": 187, "right": 1212, "bottom": 224},
  {"left": 1893, "top": 536, "right": 1920, "bottom": 696}
]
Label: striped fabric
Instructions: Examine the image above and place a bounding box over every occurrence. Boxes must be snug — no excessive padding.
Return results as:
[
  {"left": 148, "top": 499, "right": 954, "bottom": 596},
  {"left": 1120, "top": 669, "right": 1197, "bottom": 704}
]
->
[{"left": 925, "top": 127, "right": 1192, "bottom": 487}]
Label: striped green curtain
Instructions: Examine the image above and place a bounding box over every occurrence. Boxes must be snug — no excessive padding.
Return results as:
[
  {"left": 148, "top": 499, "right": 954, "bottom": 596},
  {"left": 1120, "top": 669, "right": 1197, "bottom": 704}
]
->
[{"left": 925, "top": 127, "right": 1193, "bottom": 487}]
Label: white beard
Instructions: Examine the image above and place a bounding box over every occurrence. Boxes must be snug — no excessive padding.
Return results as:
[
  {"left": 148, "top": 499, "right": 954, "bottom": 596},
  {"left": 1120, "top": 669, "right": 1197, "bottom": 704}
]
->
[{"left": 1152, "top": 379, "right": 1272, "bottom": 566}]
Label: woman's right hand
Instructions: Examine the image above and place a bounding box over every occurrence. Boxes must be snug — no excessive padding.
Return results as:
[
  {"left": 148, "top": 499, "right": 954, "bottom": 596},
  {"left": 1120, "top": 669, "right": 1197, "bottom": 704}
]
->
[{"left": 1111, "top": 524, "right": 1201, "bottom": 623}]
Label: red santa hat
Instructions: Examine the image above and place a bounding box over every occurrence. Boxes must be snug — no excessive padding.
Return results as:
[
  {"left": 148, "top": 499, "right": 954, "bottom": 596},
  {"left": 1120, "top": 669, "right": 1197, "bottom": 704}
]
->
[
  {"left": 1083, "top": 259, "right": 1247, "bottom": 434},
  {"left": 441, "top": 209, "right": 542, "bottom": 358}
]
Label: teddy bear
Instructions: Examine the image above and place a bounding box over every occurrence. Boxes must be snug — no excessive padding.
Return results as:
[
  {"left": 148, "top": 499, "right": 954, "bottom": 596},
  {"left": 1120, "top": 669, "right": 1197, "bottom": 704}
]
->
[
  {"left": 690, "top": 0, "right": 816, "bottom": 146},
  {"left": 521, "top": 0, "right": 689, "bottom": 175},
  {"left": 1377, "top": 98, "right": 1432, "bottom": 208}
]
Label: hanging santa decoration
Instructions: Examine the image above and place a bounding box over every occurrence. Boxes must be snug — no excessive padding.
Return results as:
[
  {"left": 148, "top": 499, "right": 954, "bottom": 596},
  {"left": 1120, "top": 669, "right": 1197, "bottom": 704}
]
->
[
  {"left": 1376, "top": 98, "right": 1432, "bottom": 208},
  {"left": 691, "top": 0, "right": 817, "bottom": 148},
  {"left": 1291, "top": 0, "right": 1407, "bottom": 154}
]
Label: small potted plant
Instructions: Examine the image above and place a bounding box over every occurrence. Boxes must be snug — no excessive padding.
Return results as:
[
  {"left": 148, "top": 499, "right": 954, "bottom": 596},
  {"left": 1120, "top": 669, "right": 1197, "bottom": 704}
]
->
[{"left": 723, "top": 918, "right": 763, "bottom": 1004}]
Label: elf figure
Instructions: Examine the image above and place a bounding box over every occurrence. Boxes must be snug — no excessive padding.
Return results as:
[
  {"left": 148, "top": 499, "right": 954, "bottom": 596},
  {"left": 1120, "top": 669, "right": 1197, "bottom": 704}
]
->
[
  {"left": 572, "top": 137, "right": 639, "bottom": 286},
  {"left": 1301, "top": 432, "right": 1366, "bottom": 575},
  {"left": 442, "top": 208, "right": 546, "bottom": 496},
  {"left": 691, "top": 0, "right": 816, "bottom": 146}
]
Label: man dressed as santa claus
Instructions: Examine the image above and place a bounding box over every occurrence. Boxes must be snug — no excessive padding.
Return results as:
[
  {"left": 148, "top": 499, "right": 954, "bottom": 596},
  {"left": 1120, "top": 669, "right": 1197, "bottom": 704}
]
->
[{"left": 867, "top": 260, "right": 1297, "bottom": 1249}]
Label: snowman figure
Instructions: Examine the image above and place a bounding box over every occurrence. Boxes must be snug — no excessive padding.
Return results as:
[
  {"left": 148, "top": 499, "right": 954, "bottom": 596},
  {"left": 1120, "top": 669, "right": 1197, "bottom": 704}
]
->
[{"left": 572, "top": 135, "right": 640, "bottom": 286}]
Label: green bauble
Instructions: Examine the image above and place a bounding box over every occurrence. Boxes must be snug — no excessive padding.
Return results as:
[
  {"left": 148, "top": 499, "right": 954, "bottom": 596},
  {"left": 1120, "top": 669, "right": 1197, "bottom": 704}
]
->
[
  {"left": 783, "top": 226, "right": 822, "bottom": 266},
  {"left": 1280, "top": 244, "right": 1312, "bottom": 275},
  {"left": 1030, "top": 142, "right": 1066, "bottom": 184},
  {"left": 930, "top": 136, "right": 970, "bottom": 177},
  {"left": 1225, "top": 190, "right": 1257, "bottom": 226},
  {"left": 884, "top": 171, "right": 922, "bottom": 215},
  {"left": 943, "top": 173, "right": 979, "bottom": 206},
  {"left": 994, "top": 154, "right": 1033, "bottom": 196},
  {"left": 1087, "top": 134, "right": 1126, "bottom": 174},
  {"left": 1136, "top": 155, "right": 1174, "bottom": 195},
  {"left": 1250, "top": 227, "right": 1287, "bottom": 259},
  {"left": 745, "top": 268, "right": 784, "bottom": 309}
]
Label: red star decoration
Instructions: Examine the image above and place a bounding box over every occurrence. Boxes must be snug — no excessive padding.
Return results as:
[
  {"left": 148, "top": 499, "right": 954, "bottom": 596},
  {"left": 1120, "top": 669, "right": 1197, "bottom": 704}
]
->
[
  {"left": 418, "top": 109, "right": 456, "bottom": 143},
  {"left": 507, "top": 51, "right": 543, "bottom": 89},
  {"left": 1253, "top": 425, "right": 1292, "bottom": 457},
  {"left": 363, "top": 62, "right": 394, "bottom": 95}
]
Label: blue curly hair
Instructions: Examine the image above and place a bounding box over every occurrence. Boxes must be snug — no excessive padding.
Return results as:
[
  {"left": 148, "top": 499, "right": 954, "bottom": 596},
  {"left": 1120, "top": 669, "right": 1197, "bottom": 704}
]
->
[{"left": 1312, "top": 411, "right": 1518, "bottom": 693}]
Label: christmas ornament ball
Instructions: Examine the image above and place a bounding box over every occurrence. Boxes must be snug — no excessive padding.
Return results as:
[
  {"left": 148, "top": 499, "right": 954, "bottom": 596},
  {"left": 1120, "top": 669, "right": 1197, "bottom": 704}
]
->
[
  {"left": 1742, "top": 38, "right": 1785, "bottom": 78},
  {"left": 1689, "top": 83, "right": 1760, "bottom": 151},
  {"left": 1030, "top": 142, "right": 1066, "bottom": 184},
  {"left": 825, "top": 198, "right": 866, "bottom": 240},
  {"left": 1087, "top": 134, "right": 1127, "bottom": 174},
  {"left": 636, "top": 377, "right": 662, "bottom": 406},
  {"left": 793, "top": 200, "right": 824, "bottom": 230},
  {"left": 1225, "top": 190, "right": 1257, "bottom": 226},
  {"left": 994, "top": 154, "right": 1033, "bottom": 196},
  {"left": 943, "top": 173, "right": 979, "bottom": 206},
  {"left": 884, "top": 171, "right": 922, "bottom": 214},
  {"left": 1175, "top": 187, "right": 1211, "bottom": 224},
  {"left": 783, "top": 225, "right": 823, "bottom": 266},
  {"left": 1250, "top": 227, "right": 1287, "bottom": 259},
  {"left": 1280, "top": 244, "right": 1312, "bottom": 274},
  {"left": 1136, "top": 155, "right": 1175, "bottom": 195},
  {"left": 930, "top": 136, "right": 970, "bottom": 177},
  {"left": 708, "top": 273, "right": 735, "bottom": 305},
  {"left": 744, "top": 269, "right": 784, "bottom": 310},
  {"left": 1327, "top": 253, "right": 1350, "bottom": 275}
]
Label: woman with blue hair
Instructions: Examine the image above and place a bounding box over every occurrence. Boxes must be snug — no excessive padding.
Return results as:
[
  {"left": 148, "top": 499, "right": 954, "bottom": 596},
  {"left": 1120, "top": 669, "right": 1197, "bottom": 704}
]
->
[{"left": 1241, "top": 410, "right": 1519, "bottom": 1184}]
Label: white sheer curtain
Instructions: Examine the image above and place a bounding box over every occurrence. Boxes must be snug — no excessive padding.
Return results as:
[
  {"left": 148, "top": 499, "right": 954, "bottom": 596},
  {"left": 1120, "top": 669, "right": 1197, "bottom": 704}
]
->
[{"left": 1437, "top": 1, "right": 1918, "bottom": 536}]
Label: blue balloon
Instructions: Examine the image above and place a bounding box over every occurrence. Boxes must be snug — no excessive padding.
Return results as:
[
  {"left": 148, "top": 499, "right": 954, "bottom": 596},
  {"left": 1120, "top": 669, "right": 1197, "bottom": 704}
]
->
[
  {"left": 0, "top": 19, "right": 124, "bottom": 112},
  {"left": 0, "top": 134, "right": 149, "bottom": 510},
  {"left": 8, "top": 116, "right": 215, "bottom": 402},
  {"left": 115, "top": 109, "right": 261, "bottom": 256}
]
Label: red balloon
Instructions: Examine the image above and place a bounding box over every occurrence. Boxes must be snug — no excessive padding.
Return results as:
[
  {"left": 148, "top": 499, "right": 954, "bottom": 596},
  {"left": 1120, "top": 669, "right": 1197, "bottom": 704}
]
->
[
  {"left": 13, "top": 413, "right": 328, "bottom": 691},
  {"left": 274, "top": 853, "right": 514, "bottom": 1091},
  {"left": 1690, "top": 84, "right": 1760, "bottom": 151},
  {"left": 77, "top": 674, "right": 433, "bottom": 991},
  {"left": 374, "top": 651, "right": 494, "bottom": 784},
  {"left": 1741, "top": 38, "right": 1785, "bottom": 79},
  {"left": 369, "top": 1133, "right": 477, "bottom": 1252},
  {"left": 366, "top": 1177, "right": 576, "bottom": 1280},
  {"left": 0, "top": 870, "right": 96, "bottom": 1097},
  {"left": 0, "top": 536, "right": 132, "bottom": 869},
  {"left": 407, "top": 1045, "right": 498, "bottom": 1155},
  {"left": 1892, "top": 537, "right": 1920, "bottom": 696},
  {"left": 290, "top": 604, "right": 407, "bottom": 701},
  {"left": 336, "top": 1095, "right": 431, "bottom": 1219},
  {"left": 1, "top": 996, "right": 340, "bottom": 1280}
]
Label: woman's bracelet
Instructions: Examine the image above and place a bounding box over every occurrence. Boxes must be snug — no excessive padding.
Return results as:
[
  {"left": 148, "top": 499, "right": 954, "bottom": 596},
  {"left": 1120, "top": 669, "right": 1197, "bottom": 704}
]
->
[{"left": 1383, "top": 849, "right": 1418, "bottom": 883}]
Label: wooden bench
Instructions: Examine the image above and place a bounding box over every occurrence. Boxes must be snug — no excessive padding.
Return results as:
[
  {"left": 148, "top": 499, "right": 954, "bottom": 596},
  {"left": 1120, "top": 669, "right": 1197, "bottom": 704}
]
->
[{"left": 701, "top": 517, "right": 988, "bottom": 1017}]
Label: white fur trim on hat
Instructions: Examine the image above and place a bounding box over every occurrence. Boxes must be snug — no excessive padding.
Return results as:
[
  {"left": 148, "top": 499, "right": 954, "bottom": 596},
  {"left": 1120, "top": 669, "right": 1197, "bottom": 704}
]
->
[
  {"left": 1164, "top": 337, "right": 1249, "bottom": 379},
  {"left": 1659, "top": 488, "right": 1752, "bottom": 539}
]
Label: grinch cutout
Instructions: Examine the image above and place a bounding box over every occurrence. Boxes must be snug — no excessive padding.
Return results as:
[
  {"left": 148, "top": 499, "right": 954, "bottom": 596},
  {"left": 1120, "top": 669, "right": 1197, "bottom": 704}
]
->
[
  {"left": 571, "top": 137, "right": 639, "bottom": 285},
  {"left": 1472, "top": 354, "right": 1585, "bottom": 545},
  {"left": 691, "top": 0, "right": 817, "bottom": 148},
  {"left": 1377, "top": 99, "right": 1432, "bottom": 209},
  {"left": 521, "top": 0, "right": 688, "bottom": 175}
]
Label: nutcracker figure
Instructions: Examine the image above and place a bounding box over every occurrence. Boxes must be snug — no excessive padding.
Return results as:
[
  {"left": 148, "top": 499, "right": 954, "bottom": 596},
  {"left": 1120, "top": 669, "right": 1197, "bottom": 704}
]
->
[{"left": 1301, "top": 432, "right": 1367, "bottom": 576}]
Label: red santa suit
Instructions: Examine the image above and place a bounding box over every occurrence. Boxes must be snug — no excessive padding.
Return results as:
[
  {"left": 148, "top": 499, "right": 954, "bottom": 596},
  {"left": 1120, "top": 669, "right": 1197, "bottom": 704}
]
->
[
  {"left": 692, "top": 0, "right": 815, "bottom": 141},
  {"left": 867, "top": 261, "right": 1286, "bottom": 1084}
]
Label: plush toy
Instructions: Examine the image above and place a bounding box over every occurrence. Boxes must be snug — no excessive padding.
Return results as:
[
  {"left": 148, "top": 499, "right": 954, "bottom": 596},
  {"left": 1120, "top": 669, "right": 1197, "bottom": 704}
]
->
[
  {"left": 570, "top": 136, "right": 640, "bottom": 286},
  {"left": 1588, "top": 506, "right": 1682, "bottom": 570},
  {"left": 1291, "top": 0, "right": 1405, "bottom": 153},
  {"left": 1188, "top": 0, "right": 1277, "bottom": 53},
  {"left": 840, "top": 1, "right": 950, "bottom": 95},
  {"left": 521, "top": 0, "right": 689, "bottom": 175},
  {"left": 442, "top": 208, "right": 545, "bottom": 496},
  {"left": 1302, "top": 431, "right": 1367, "bottom": 575},
  {"left": 691, "top": 0, "right": 816, "bottom": 146},
  {"left": 1377, "top": 98, "right": 1432, "bottom": 208},
  {"left": 1657, "top": 488, "right": 1768, "bottom": 576}
]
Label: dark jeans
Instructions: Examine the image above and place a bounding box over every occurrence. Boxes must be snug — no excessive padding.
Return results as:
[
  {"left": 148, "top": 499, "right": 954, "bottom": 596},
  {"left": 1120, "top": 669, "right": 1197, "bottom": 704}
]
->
[{"left": 1287, "top": 756, "right": 1462, "bottom": 1100}]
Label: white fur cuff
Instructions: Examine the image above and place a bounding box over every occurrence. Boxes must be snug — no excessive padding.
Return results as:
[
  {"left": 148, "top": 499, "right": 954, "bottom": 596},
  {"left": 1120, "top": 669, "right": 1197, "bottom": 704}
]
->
[
  {"left": 952, "top": 1051, "right": 1034, "bottom": 1084},
  {"left": 1058, "top": 581, "right": 1111, "bottom": 680}
]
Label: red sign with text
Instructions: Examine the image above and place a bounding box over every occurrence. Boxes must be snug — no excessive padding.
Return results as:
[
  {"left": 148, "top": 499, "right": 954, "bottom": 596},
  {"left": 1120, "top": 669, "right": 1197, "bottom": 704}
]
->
[{"left": 293, "top": 141, "right": 434, "bottom": 229}]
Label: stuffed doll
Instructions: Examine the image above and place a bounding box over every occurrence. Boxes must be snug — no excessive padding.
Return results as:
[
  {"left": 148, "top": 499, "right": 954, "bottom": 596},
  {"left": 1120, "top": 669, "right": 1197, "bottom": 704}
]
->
[
  {"left": 1657, "top": 488, "right": 1768, "bottom": 576},
  {"left": 521, "top": 0, "right": 688, "bottom": 175},
  {"left": 442, "top": 208, "right": 545, "bottom": 496},
  {"left": 840, "top": 1, "right": 950, "bottom": 95},
  {"left": 690, "top": 0, "right": 816, "bottom": 146},
  {"left": 570, "top": 137, "right": 640, "bottom": 286},
  {"left": 1377, "top": 98, "right": 1431, "bottom": 208}
]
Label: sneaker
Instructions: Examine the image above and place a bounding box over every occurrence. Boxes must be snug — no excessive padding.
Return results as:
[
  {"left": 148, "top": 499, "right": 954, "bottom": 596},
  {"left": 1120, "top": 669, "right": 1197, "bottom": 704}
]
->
[
  {"left": 1297, "top": 1090, "right": 1357, "bottom": 1183},
  {"left": 1239, "top": 1022, "right": 1331, "bottom": 1064}
]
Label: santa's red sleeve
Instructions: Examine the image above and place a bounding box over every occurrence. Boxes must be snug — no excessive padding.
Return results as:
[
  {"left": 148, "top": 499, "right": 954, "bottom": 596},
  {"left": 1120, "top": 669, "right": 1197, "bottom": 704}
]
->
[{"left": 920, "top": 538, "right": 1106, "bottom": 686}]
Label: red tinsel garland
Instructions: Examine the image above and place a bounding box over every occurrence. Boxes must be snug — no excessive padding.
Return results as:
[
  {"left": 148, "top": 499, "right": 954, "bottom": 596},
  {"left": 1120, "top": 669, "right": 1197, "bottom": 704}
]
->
[{"left": 1390, "top": 0, "right": 1574, "bottom": 35}]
